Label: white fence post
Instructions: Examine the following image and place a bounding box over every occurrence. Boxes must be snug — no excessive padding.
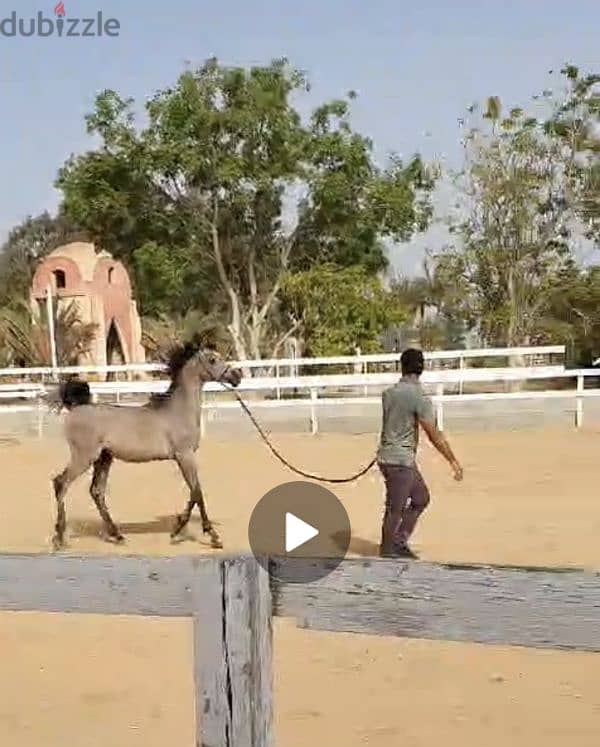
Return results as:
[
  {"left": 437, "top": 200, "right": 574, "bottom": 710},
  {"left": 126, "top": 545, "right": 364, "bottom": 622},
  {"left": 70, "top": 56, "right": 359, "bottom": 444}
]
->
[
  {"left": 309, "top": 388, "right": 318, "bottom": 435},
  {"left": 435, "top": 383, "right": 444, "bottom": 431},
  {"left": 200, "top": 406, "right": 207, "bottom": 438},
  {"left": 46, "top": 285, "right": 58, "bottom": 381},
  {"left": 36, "top": 394, "right": 44, "bottom": 438},
  {"left": 576, "top": 374, "right": 584, "bottom": 428}
]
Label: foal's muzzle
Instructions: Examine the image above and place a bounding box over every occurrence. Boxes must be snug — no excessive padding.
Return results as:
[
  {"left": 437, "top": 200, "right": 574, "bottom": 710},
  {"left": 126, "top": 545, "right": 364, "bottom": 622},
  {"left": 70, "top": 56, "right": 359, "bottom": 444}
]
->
[{"left": 225, "top": 367, "right": 243, "bottom": 388}]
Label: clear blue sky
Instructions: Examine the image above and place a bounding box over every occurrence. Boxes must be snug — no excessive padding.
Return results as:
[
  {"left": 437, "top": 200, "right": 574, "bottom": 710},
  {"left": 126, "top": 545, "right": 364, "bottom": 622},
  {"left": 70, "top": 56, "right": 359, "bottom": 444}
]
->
[{"left": 0, "top": 0, "right": 598, "bottom": 273}]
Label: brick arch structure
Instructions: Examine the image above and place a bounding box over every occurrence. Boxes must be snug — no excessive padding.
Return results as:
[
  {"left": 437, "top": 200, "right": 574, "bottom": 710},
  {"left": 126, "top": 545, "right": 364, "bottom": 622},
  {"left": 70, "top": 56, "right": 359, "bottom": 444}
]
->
[{"left": 31, "top": 242, "right": 145, "bottom": 370}]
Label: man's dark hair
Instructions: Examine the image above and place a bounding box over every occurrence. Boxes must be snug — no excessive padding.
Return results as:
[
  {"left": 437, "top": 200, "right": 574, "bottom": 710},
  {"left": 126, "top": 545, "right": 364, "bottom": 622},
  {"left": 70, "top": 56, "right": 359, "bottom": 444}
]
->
[{"left": 400, "top": 347, "right": 425, "bottom": 376}]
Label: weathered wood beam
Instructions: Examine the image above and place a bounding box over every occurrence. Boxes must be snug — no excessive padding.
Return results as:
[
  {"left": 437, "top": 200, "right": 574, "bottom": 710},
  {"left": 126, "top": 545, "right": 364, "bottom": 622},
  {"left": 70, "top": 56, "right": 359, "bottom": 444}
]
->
[
  {"left": 0, "top": 553, "right": 273, "bottom": 747},
  {"left": 0, "top": 552, "right": 197, "bottom": 616},
  {"left": 2, "top": 553, "right": 599, "bottom": 655},
  {"left": 270, "top": 556, "right": 600, "bottom": 652}
]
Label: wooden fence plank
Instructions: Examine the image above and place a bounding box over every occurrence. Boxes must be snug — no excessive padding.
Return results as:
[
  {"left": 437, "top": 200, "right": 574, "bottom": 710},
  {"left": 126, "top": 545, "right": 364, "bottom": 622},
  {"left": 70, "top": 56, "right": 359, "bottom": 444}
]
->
[
  {"left": 251, "top": 560, "right": 274, "bottom": 747},
  {"left": 2, "top": 551, "right": 598, "bottom": 747},
  {"left": 192, "top": 556, "right": 273, "bottom": 747},
  {"left": 224, "top": 557, "right": 273, "bottom": 747},
  {"left": 192, "top": 558, "right": 232, "bottom": 747},
  {"left": 270, "top": 557, "right": 600, "bottom": 652},
  {"left": 0, "top": 553, "right": 197, "bottom": 617},
  {"left": 0, "top": 554, "right": 273, "bottom": 746}
]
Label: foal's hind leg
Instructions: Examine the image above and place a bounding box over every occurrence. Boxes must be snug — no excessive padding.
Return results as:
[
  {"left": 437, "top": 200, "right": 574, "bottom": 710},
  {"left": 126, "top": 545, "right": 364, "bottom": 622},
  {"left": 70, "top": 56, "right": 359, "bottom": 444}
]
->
[
  {"left": 172, "top": 451, "right": 222, "bottom": 549},
  {"left": 52, "top": 454, "right": 96, "bottom": 550},
  {"left": 90, "top": 450, "right": 123, "bottom": 543}
]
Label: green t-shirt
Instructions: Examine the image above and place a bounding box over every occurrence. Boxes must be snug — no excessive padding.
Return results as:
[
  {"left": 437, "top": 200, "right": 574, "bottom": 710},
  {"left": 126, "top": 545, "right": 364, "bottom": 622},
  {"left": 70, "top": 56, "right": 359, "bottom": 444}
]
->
[{"left": 377, "top": 379, "right": 435, "bottom": 466}]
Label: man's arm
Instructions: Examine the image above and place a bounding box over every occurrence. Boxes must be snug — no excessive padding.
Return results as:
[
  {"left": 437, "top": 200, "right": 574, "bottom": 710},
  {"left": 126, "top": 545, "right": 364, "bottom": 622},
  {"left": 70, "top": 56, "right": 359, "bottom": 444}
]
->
[
  {"left": 418, "top": 417, "right": 464, "bottom": 481},
  {"left": 379, "top": 390, "right": 388, "bottom": 434}
]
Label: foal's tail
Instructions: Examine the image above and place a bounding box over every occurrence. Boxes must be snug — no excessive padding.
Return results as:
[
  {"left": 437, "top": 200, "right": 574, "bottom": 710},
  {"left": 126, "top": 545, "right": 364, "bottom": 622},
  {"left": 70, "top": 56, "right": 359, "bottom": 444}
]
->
[{"left": 48, "top": 376, "right": 92, "bottom": 411}]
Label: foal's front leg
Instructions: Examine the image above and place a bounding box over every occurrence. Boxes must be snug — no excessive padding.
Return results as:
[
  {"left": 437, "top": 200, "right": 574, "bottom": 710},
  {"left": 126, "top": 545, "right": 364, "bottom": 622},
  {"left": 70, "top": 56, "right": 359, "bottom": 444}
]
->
[
  {"left": 172, "top": 451, "right": 222, "bottom": 549},
  {"left": 52, "top": 454, "right": 95, "bottom": 550}
]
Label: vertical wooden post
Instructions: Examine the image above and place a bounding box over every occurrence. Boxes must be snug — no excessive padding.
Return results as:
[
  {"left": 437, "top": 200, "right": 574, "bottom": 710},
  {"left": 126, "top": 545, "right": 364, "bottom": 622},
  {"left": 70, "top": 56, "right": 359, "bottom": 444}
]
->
[
  {"left": 575, "top": 374, "right": 584, "bottom": 428},
  {"left": 309, "top": 388, "right": 318, "bottom": 435},
  {"left": 193, "top": 556, "right": 273, "bottom": 747},
  {"left": 458, "top": 355, "right": 464, "bottom": 396}
]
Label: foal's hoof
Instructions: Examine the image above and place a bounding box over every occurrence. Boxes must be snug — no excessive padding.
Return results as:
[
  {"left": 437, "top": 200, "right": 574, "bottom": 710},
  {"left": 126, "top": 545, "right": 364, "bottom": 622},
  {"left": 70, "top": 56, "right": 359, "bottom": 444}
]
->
[
  {"left": 104, "top": 533, "right": 125, "bottom": 545},
  {"left": 170, "top": 516, "right": 185, "bottom": 539},
  {"left": 206, "top": 531, "right": 223, "bottom": 550},
  {"left": 170, "top": 517, "right": 194, "bottom": 544},
  {"left": 51, "top": 535, "right": 65, "bottom": 552}
]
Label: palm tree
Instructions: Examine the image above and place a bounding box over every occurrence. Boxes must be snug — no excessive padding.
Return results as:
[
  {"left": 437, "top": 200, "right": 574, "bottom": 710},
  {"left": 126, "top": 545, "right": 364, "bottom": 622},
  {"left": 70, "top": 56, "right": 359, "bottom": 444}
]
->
[{"left": 0, "top": 300, "right": 97, "bottom": 367}]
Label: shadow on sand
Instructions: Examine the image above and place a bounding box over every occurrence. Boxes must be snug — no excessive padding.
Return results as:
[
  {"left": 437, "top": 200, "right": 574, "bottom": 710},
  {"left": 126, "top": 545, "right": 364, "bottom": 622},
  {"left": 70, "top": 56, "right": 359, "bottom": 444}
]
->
[
  {"left": 70, "top": 514, "right": 221, "bottom": 541},
  {"left": 331, "top": 530, "right": 380, "bottom": 558}
]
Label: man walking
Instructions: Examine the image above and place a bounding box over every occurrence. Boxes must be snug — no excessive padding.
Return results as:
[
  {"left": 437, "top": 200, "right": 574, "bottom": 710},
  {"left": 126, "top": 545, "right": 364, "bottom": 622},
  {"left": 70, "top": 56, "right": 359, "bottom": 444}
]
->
[{"left": 377, "top": 348, "right": 463, "bottom": 559}]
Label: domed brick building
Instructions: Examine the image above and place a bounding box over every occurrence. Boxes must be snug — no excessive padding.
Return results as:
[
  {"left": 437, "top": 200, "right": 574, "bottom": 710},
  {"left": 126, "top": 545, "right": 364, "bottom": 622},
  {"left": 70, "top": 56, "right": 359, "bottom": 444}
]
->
[{"left": 30, "top": 242, "right": 146, "bottom": 369}]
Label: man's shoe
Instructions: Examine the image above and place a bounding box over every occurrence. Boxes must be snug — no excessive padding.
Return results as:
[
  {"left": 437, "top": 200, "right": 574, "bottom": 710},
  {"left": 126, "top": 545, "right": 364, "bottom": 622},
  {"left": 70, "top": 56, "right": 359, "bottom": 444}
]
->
[{"left": 380, "top": 544, "right": 419, "bottom": 560}]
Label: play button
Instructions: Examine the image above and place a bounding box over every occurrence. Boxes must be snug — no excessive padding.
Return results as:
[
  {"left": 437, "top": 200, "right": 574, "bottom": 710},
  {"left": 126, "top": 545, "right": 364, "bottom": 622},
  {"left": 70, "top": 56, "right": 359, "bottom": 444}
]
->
[
  {"left": 248, "top": 481, "right": 351, "bottom": 583},
  {"left": 285, "top": 512, "right": 319, "bottom": 552}
]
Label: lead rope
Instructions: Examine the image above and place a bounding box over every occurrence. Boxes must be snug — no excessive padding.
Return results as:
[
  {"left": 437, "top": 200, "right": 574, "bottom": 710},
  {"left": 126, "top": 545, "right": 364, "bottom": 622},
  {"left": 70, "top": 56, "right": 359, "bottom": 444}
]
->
[{"left": 219, "top": 378, "right": 377, "bottom": 484}]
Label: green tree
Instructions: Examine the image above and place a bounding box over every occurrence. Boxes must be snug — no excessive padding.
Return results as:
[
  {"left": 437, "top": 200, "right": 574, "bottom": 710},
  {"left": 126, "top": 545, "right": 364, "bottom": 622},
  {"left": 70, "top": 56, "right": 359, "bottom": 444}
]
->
[
  {"left": 543, "top": 264, "right": 600, "bottom": 365},
  {"left": 57, "top": 58, "right": 435, "bottom": 359},
  {"left": 544, "top": 65, "right": 600, "bottom": 245},
  {"left": 390, "top": 263, "right": 468, "bottom": 350},
  {"left": 291, "top": 99, "right": 435, "bottom": 273},
  {"left": 132, "top": 242, "right": 191, "bottom": 318},
  {"left": 280, "top": 264, "right": 408, "bottom": 356},
  {"left": 433, "top": 96, "right": 578, "bottom": 348},
  {"left": 0, "top": 211, "right": 85, "bottom": 309}
]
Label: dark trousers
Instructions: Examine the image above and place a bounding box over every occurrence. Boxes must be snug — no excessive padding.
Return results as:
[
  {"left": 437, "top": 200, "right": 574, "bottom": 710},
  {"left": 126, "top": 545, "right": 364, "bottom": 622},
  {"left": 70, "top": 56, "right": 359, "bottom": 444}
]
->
[{"left": 378, "top": 463, "right": 431, "bottom": 554}]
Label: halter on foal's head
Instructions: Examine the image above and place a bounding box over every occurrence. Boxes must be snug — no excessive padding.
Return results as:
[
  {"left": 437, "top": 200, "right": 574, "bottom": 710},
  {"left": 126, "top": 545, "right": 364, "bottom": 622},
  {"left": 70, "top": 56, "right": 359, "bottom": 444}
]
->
[{"left": 151, "top": 339, "right": 242, "bottom": 406}]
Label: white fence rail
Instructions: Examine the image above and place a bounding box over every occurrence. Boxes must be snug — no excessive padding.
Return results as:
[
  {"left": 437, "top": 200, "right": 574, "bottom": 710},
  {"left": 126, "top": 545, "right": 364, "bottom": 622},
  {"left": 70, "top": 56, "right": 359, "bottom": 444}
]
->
[
  {"left": 0, "top": 344, "right": 566, "bottom": 381},
  {"left": 1, "top": 364, "right": 599, "bottom": 437},
  {"left": 1, "top": 364, "right": 567, "bottom": 397}
]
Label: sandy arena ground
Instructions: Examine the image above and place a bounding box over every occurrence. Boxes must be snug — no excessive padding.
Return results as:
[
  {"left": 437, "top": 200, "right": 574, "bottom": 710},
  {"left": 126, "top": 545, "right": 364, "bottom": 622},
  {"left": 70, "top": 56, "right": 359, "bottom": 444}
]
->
[{"left": 1, "top": 426, "right": 600, "bottom": 746}]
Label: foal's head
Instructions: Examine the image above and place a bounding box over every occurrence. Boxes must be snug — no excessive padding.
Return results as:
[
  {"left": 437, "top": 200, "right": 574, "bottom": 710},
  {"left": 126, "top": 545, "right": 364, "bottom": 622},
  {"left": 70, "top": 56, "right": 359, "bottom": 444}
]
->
[
  {"left": 166, "top": 341, "right": 242, "bottom": 392},
  {"left": 191, "top": 347, "right": 243, "bottom": 388}
]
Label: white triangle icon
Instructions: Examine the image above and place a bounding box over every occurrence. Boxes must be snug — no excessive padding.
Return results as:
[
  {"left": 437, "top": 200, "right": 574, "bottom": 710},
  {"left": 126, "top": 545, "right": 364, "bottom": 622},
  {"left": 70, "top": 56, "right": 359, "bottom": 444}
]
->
[{"left": 285, "top": 512, "right": 319, "bottom": 552}]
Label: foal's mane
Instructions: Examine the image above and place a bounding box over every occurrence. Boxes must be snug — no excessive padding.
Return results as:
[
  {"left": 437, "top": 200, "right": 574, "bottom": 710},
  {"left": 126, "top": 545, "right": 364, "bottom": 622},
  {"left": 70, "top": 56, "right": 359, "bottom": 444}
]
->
[{"left": 148, "top": 340, "right": 201, "bottom": 407}]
